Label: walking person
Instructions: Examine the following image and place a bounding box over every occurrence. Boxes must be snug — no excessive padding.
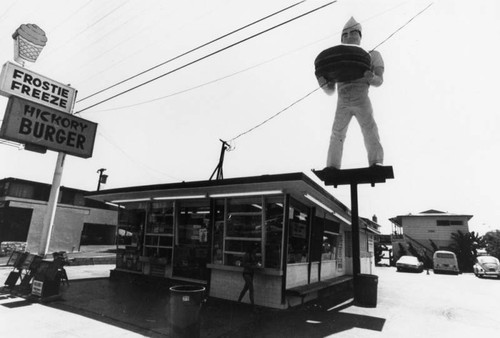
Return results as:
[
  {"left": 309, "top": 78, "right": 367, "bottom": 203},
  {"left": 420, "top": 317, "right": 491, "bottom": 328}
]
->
[{"left": 238, "top": 244, "right": 259, "bottom": 305}]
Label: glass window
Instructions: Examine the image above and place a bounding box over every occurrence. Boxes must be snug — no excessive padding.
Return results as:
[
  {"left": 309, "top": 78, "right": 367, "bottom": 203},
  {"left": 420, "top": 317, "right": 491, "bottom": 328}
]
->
[
  {"left": 212, "top": 195, "right": 284, "bottom": 269},
  {"left": 265, "top": 197, "right": 284, "bottom": 269},
  {"left": 172, "top": 201, "right": 211, "bottom": 280},
  {"left": 212, "top": 200, "right": 225, "bottom": 264},
  {"left": 226, "top": 198, "right": 263, "bottom": 238},
  {"left": 117, "top": 202, "right": 147, "bottom": 248},
  {"left": 322, "top": 232, "right": 338, "bottom": 261},
  {"left": 148, "top": 201, "right": 174, "bottom": 234},
  {"left": 224, "top": 197, "right": 262, "bottom": 266},
  {"left": 287, "top": 199, "right": 309, "bottom": 263},
  {"left": 437, "top": 220, "right": 450, "bottom": 226}
]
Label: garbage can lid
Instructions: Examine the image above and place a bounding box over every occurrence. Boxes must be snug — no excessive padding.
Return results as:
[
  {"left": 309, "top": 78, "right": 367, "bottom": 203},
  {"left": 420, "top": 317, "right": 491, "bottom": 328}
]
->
[
  {"left": 357, "top": 274, "right": 378, "bottom": 280},
  {"left": 170, "top": 285, "right": 206, "bottom": 293}
]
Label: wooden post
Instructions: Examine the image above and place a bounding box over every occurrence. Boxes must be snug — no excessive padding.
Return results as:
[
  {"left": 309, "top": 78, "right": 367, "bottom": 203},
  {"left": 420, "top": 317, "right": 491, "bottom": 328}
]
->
[
  {"left": 312, "top": 165, "right": 394, "bottom": 277},
  {"left": 38, "top": 152, "right": 66, "bottom": 257},
  {"left": 350, "top": 183, "right": 361, "bottom": 275}
]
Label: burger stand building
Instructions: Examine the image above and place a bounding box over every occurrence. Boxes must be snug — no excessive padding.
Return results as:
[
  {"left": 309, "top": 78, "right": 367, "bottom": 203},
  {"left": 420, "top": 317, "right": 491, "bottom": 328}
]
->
[{"left": 86, "top": 172, "right": 378, "bottom": 309}]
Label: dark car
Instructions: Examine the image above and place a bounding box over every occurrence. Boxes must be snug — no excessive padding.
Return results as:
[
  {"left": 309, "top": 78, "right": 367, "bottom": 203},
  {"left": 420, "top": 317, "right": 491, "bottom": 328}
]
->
[
  {"left": 473, "top": 255, "right": 500, "bottom": 278},
  {"left": 396, "top": 255, "right": 424, "bottom": 273}
]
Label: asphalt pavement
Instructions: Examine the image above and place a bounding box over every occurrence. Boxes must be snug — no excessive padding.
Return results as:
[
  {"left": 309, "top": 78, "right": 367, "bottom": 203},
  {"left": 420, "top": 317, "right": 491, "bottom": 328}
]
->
[{"left": 1, "top": 258, "right": 499, "bottom": 337}]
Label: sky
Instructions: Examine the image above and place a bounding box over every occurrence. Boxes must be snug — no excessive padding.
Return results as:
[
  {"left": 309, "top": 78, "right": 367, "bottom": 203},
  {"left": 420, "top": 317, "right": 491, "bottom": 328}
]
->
[{"left": 0, "top": 0, "right": 499, "bottom": 236}]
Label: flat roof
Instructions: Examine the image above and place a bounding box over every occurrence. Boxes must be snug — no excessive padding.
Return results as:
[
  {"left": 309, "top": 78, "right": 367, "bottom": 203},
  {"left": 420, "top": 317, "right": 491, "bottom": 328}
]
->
[{"left": 86, "top": 172, "right": 351, "bottom": 221}]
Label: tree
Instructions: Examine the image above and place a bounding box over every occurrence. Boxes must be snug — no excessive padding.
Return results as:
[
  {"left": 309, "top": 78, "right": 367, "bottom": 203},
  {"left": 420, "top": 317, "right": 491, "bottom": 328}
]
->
[
  {"left": 450, "top": 231, "right": 485, "bottom": 272},
  {"left": 429, "top": 239, "right": 439, "bottom": 252},
  {"left": 483, "top": 230, "right": 500, "bottom": 259}
]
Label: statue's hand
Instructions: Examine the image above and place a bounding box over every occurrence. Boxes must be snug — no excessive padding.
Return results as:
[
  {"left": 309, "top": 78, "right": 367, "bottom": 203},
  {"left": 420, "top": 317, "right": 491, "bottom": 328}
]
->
[
  {"left": 317, "top": 76, "right": 335, "bottom": 95},
  {"left": 364, "top": 70, "right": 375, "bottom": 82}
]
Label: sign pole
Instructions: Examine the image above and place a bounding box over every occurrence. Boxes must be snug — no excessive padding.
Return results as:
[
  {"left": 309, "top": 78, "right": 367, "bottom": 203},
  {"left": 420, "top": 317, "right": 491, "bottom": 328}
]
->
[{"left": 38, "top": 151, "right": 66, "bottom": 257}]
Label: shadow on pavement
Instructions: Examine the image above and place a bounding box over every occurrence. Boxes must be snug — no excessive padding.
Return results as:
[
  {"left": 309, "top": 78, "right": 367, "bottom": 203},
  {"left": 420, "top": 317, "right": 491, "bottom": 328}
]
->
[
  {"left": 2, "top": 273, "right": 386, "bottom": 337},
  {"left": 220, "top": 295, "right": 386, "bottom": 337}
]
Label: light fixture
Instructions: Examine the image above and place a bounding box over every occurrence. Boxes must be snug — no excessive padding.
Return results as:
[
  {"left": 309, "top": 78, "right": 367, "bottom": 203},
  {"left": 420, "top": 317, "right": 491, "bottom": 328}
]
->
[
  {"left": 111, "top": 198, "right": 151, "bottom": 203},
  {"left": 153, "top": 195, "right": 206, "bottom": 200},
  {"left": 304, "top": 194, "right": 333, "bottom": 213},
  {"left": 105, "top": 201, "right": 125, "bottom": 209},
  {"left": 333, "top": 212, "right": 351, "bottom": 225},
  {"left": 209, "top": 190, "right": 283, "bottom": 198}
]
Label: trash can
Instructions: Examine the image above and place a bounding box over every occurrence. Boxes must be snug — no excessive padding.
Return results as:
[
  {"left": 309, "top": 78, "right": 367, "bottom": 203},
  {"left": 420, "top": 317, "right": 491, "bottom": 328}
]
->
[
  {"left": 169, "top": 285, "right": 206, "bottom": 338},
  {"left": 354, "top": 274, "right": 378, "bottom": 307}
]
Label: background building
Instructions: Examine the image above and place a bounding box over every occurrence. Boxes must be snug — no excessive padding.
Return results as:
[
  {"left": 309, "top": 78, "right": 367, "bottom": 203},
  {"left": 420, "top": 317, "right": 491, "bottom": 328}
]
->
[
  {"left": 0, "top": 177, "right": 118, "bottom": 253},
  {"left": 389, "top": 209, "right": 472, "bottom": 260}
]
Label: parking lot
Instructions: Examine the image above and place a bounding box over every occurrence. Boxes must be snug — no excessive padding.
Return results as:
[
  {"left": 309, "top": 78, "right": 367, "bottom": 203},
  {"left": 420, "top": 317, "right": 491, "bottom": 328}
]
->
[{"left": 0, "top": 264, "right": 499, "bottom": 337}]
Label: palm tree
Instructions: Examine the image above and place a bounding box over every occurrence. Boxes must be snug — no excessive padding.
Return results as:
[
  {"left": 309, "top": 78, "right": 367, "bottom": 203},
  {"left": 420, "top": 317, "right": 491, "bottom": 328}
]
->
[{"left": 450, "top": 231, "right": 485, "bottom": 272}]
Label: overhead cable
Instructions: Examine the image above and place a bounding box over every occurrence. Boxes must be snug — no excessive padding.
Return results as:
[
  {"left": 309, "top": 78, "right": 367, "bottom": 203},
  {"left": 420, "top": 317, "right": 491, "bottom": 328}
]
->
[
  {"left": 75, "top": 0, "right": 338, "bottom": 114},
  {"left": 223, "top": 3, "right": 434, "bottom": 143},
  {"left": 88, "top": 1, "right": 414, "bottom": 113},
  {"left": 76, "top": 1, "right": 305, "bottom": 103},
  {"left": 370, "top": 2, "right": 433, "bottom": 51},
  {"left": 228, "top": 86, "right": 322, "bottom": 142}
]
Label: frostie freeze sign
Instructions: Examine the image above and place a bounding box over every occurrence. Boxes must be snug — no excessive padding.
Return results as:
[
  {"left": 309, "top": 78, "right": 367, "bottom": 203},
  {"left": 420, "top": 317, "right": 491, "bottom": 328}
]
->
[{"left": 0, "top": 61, "right": 77, "bottom": 114}]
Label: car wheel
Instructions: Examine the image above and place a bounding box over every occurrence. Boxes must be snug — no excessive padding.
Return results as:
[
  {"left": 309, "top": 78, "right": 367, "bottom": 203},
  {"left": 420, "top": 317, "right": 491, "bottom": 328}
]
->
[{"left": 396, "top": 267, "right": 400, "bottom": 272}]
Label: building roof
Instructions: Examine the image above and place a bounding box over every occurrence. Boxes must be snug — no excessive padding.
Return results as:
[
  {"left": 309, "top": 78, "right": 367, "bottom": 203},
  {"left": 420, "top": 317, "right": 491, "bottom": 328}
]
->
[
  {"left": 86, "top": 172, "right": 353, "bottom": 224},
  {"left": 389, "top": 209, "right": 473, "bottom": 227},
  {"left": 360, "top": 217, "right": 382, "bottom": 235}
]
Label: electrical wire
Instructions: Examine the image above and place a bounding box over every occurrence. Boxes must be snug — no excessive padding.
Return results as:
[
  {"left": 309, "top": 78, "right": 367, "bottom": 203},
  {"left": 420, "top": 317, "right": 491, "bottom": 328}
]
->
[
  {"left": 223, "top": 3, "right": 434, "bottom": 144},
  {"left": 370, "top": 2, "right": 434, "bottom": 51},
  {"left": 42, "top": 1, "right": 131, "bottom": 58},
  {"left": 75, "top": 0, "right": 338, "bottom": 114},
  {"left": 85, "top": 0, "right": 414, "bottom": 114},
  {"left": 227, "top": 86, "right": 323, "bottom": 142},
  {"left": 76, "top": 1, "right": 305, "bottom": 103},
  {"left": 96, "top": 129, "right": 181, "bottom": 181}
]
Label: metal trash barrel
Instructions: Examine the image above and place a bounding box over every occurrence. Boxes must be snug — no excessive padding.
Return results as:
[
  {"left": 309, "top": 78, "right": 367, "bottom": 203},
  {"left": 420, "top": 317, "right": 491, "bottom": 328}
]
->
[
  {"left": 354, "top": 274, "right": 378, "bottom": 307},
  {"left": 169, "top": 285, "right": 205, "bottom": 338}
]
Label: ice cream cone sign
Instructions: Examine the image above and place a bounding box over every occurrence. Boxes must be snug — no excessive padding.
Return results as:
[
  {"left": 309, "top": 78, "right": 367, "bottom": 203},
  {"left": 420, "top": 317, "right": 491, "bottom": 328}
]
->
[{"left": 12, "top": 24, "right": 47, "bottom": 65}]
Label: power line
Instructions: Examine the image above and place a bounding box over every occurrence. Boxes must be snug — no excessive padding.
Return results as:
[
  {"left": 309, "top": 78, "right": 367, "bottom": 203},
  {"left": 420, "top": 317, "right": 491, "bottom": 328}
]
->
[
  {"left": 224, "top": 3, "right": 434, "bottom": 143},
  {"left": 228, "top": 86, "right": 322, "bottom": 142},
  {"left": 75, "top": 0, "right": 338, "bottom": 114},
  {"left": 96, "top": 129, "right": 182, "bottom": 181},
  {"left": 76, "top": 1, "right": 305, "bottom": 104},
  {"left": 86, "top": 1, "right": 414, "bottom": 114},
  {"left": 370, "top": 2, "right": 434, "bottom": 51}
]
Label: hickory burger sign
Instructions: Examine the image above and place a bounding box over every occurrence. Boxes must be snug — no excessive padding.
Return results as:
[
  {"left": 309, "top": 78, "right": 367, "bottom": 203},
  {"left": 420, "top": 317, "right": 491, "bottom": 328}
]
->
[
  {"left": 0, "top": 61, "right": 77, "bottom": 114},
  {"left": 0, "top": 97, "right": 97, "bottom": 158}
]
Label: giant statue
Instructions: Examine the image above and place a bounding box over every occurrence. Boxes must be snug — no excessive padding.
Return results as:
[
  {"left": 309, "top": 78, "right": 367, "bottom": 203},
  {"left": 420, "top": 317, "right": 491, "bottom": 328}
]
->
[{"left": 315, "top": 17, "right": 384, "bottom": 169}]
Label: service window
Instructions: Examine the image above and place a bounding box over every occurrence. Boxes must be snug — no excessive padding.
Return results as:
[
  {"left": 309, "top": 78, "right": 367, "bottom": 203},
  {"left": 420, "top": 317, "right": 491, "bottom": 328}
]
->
[{"left": 287, "top": 199, "right": 310, "bottom": 264}]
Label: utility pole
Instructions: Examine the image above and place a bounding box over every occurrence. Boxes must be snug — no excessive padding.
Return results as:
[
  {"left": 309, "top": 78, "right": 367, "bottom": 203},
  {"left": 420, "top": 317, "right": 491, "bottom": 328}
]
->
[{"left": 97, "top": 168, "right": 107, "bottom": 191}]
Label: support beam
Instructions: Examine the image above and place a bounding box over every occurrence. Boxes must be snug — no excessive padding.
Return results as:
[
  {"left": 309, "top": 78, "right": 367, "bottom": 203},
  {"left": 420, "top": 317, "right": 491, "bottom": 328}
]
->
[{"left": 312, "top": 165, "right": 394, "bottom": 277}]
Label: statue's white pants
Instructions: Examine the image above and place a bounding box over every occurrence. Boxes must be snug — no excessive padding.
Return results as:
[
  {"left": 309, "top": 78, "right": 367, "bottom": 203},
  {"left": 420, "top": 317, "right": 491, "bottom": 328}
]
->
[{"left": 326, "top": 85, "right": 383, "bottom": 169}]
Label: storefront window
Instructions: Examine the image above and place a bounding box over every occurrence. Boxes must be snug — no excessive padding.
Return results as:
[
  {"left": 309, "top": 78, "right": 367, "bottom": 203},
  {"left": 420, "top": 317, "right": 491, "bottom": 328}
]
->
[
  {"left": 211, "top": 195, "right": 284, "bottom": 269},
  {"left": 226, "top": 198, "right": 262, "bottom": 238},
  {"left": 212, "top": 200, "right": 224, "bottom": 264},
  {"left": 224, "top": 197, "right": 262, "bottom": 266},
  {"left": 322, "top": 232, "right": 338, "bottom": 261},
  {"left": 173, "top": 201, "right": 210, "bottom": 280},
  {"left": 147, "top": 201, "right": 174, "bottom": 234},
  {"left": 116, "top": 202, "right": 147, "bottom": 272},
  {"left": 117, "top": 202, "right": 147, "bottom": 249},
  {"left": 287, "top": 199, "right": 309, "bottom": 263},
  {"left": 265, "top": 197, "right": 284, "bottom": 269}
]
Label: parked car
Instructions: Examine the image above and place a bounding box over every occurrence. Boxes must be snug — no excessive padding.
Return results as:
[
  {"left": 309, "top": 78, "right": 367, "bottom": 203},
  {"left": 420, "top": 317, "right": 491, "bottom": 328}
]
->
[
  {"left": 473, "top": 255, "right": 500, "bottom": 278},
  {"left": 433, "top": 250, "right": 459, "bottom": 274},
  {"left": 396, "top": 255, "right": 423, "bottom": 273}
]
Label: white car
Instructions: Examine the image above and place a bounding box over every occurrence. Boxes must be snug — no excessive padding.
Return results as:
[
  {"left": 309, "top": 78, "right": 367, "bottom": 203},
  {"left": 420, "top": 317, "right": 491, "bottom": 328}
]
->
[
  {"left": 396, "top": 255, "right": 423, "bottom": 273},
  {"left": 473, "top": 255, "right": 500, "bottom": 278}
]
